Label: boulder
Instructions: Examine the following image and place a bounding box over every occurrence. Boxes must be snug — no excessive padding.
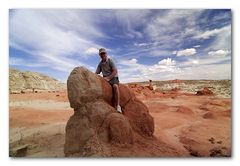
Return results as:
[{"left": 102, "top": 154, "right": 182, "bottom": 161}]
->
[
  {"left": 202, "top": 111, "right": 214, "bottom": 119},
  {"left": 176, "top": 106, "right": 194, "bottom": 115},
  {"left": 98, "top": 113, "right": 133, "bottom": 144},
  {"left": 64, "top": 67, "right": 154, "bottom": 157},
  {"left": 196, "top": 87, "right": 214, "bottom": 96},
  {"left": 123, "top": 98, "right": 154, "bottom": 136}
]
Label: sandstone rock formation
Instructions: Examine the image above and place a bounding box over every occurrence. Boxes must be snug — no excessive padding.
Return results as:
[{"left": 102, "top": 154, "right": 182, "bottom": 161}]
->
[
  {"left": 9, "top": 68, "right": 65, "bottom": 93},
  {"left": 127, "top": 83, "right": 163, "bottom": 100},
  {"left": 64, "top": 67, "right": 161, "bottom": 157}
]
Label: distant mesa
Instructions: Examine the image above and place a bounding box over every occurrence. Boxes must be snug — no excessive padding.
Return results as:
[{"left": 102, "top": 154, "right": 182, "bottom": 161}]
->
[
  {"left": 169, "top": 79, "right": 183, "bottom": 84},
  {"left": 9, "top": 68, "right": 66, "bottom": 94}
]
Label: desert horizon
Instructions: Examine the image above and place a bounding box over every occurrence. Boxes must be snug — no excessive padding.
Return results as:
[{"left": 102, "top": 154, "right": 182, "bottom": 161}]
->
[{"left": 9, "top": 66, "right": 231, "bottom": 84}]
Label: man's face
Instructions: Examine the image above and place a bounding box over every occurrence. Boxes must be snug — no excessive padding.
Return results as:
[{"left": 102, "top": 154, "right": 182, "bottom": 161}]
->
[{"left": 99, "top": 52, "right": 107, "bottom": 62}]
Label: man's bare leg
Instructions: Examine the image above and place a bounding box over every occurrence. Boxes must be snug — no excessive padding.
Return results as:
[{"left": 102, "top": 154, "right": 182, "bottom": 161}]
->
[
  {"left": 113, "top": 84, "right": 121, "bottom": 113},
  {"left": 113, "top": 84, "right": 119, "bottom": 107}
]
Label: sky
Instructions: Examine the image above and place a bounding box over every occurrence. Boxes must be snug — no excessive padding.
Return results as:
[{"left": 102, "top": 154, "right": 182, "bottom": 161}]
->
[{"left": 9, "top": 9, "right": 231, "bottom": 83}]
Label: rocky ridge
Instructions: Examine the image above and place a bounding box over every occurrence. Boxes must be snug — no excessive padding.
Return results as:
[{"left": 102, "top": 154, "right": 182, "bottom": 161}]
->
[{"left": 9, "top": 68, "right": 66, "bottom": 93}]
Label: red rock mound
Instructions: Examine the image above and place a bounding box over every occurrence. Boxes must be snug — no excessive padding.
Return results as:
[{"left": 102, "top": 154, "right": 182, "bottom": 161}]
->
[
  {"left": 196, "top": 87, "right": 214, "bottom": 96},
  {"left": 202, "top": 111, "right": 214, "bottom": 119},
  {"left": 99, "top": 113, "right": 133, "bottom": 144},
  {"left": 176, "top": 106, "right": 194, "bottom": 115},
  {"left": 64, "top": 67, "right": 163, "bottom": 157},
  {"left": 128, "top": 84, "right": 163, "bottom": 99}
]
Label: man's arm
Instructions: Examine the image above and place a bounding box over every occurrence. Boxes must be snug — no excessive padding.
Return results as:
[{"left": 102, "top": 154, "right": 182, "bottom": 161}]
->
[
  {"left": 95, "top": 63, "right": 101, "bottom": 74},
  {"left": 107, "top": 68, "right": 117, "bottom": 80}
]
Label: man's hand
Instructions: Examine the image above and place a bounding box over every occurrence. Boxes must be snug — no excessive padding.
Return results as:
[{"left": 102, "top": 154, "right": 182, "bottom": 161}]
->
[
  {"left": 104, "top": 77, "right": 111, "bottom": 82},
  {"left": 104, "top": 69, "right": 116, "bottom": 82}
]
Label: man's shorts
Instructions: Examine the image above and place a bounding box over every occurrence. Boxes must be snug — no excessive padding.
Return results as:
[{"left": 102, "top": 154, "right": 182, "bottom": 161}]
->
[{"left": 108, "top": 77, "right": 119, "bottom": 85}]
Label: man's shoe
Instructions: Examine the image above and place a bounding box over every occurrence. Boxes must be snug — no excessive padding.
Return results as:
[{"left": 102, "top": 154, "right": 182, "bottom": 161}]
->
[{"left": 117, "top": 105, "right": 122, "bottom": 113}]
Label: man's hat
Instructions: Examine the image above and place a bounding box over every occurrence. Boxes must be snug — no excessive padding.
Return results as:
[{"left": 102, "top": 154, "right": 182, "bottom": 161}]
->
[{"left": 99, "top": 48, "right": 107, "bottom": 54}]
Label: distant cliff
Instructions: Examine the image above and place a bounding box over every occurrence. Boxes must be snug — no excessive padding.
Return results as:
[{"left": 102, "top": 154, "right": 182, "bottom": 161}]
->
[{"left": 9, "top": 68, "right": 66, "bottom": 93}]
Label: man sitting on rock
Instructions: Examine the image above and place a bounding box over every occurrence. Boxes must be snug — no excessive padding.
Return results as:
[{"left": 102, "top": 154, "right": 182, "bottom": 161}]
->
[{"left": 95, "top": 48, "right": 122, "bottom": 113}]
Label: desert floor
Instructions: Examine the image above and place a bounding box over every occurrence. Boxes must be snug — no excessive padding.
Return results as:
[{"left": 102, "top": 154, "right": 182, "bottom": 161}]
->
[{"left": 9, "top": 88, "right": 231, "bottom": 157}]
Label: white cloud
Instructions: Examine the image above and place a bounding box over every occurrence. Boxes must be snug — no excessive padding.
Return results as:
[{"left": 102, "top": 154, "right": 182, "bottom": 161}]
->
[
  {"left": 172, "top": 51, "right": 177, "bottom": 54},
  {"left": 134, "top": 43, "right": 149, "bottom": 47},
  {"left": 207, "top": 25, "right": 231, "bottom": 51},
  {"left": 9, "top": 57, "right": 48, "bottom": 68},
  {"left": 129, "top": 58, "right": 138, "bottom": 63},
  {"left": 85, "top": 47, "right": 99, "bottom": 55},
  {"left": 208, "top": 50, "right": 231, "bottom": 57},
  {"left": 144, "top": 58, "right": 177, "bottom": 75},
  {"left": 194, "top": 45, "right": 201, "bottom": 48},
  {"left": 158, "top": 58, "right": 176, "bottom": 66},
  {"left": 194, "top": 28, "right": 223, "bottom": 39},
  {"left": 144, "top": 10, "right": 204, "bottom": 43},
  {"left": 193, "top": 25, "right": 230, "bottom": 39},
  {"left": 192, "top": 60, "right": 199, "bottom": 64},
  {"left": 114, "top": 10, "right": 151, "bottom": 39},
  {"left": 175, "top": 48, "right": 197, "bottom": 57},
  {"left": 119, "top": 59, "right": 139, "bottom": 66}
]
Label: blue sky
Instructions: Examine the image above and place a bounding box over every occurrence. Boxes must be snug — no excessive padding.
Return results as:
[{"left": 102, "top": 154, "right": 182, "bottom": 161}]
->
[{"left": 9, "top": 9, "right": 231, "bottom": 83}]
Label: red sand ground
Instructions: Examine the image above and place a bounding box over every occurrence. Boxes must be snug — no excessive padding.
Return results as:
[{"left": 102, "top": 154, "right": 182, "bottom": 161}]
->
[{"left": 9, "top": 87, "right": 231, "bottom": 157}]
